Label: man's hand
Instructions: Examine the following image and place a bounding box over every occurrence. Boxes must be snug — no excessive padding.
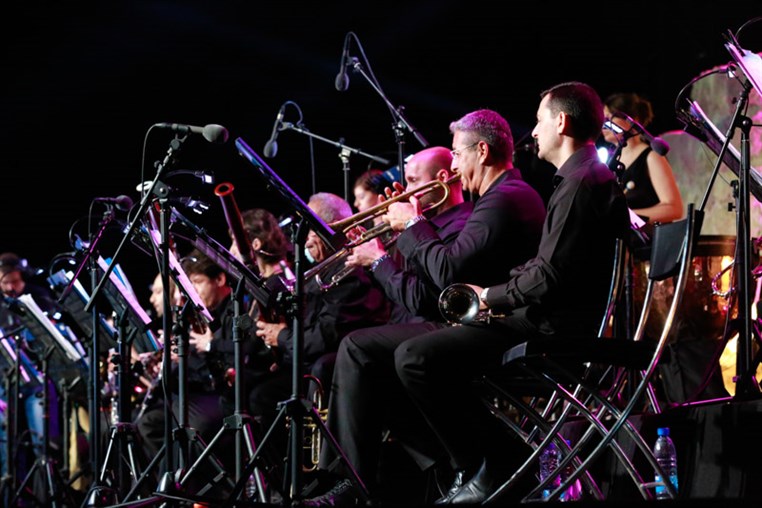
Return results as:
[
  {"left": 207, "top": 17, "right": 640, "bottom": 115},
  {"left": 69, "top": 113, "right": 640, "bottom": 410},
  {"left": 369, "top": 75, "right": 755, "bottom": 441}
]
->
[
  {"left": 385, "top": 195, "right": 424, "bottom": 232},
  {"left": 345, "top": 238, "right": 387, "bottom": 267},
  {"left": 256, "top": 320, "right": 287, "bottom": 348},
  {"left": 189, "top": 327, "right": 214, "bottom": 354}
]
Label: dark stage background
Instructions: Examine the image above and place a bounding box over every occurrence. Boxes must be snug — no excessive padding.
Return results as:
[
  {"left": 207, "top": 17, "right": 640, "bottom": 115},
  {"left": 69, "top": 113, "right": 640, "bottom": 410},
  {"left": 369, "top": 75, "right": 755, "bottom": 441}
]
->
[{"left": 2, "top": 1, "right": 761, "bottom": 310}]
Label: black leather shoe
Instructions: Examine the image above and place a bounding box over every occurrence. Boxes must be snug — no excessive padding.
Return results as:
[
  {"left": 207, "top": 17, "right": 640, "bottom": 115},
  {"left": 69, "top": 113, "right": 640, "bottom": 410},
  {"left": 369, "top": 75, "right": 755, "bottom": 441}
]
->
[
  {"left": 447, "top": 460, "right": 499, "bottom": 504},
  {"left": 302, "top": 479, "right": 359, "bottom": 507},
  {"left": 434, "top": 469, "right": 468, "bottom": 504}
]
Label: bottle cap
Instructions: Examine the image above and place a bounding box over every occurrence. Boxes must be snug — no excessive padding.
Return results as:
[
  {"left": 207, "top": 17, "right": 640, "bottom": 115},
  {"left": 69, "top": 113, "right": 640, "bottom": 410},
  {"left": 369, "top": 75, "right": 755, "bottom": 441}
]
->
[{"left": 657, "top": 427, "right": 670, "bottom": 436}]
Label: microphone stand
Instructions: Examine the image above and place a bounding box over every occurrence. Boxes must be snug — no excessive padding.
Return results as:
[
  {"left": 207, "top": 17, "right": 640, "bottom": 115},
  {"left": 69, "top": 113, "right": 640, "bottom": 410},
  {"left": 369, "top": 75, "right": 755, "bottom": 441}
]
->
[
  {"left": 56, "top": 205, "right": 117, "bottom": 504},
  {"left": 227, "top": 139, "right": 370, "bottom": 506},
  {"left": 81, "top": 135, "right": 188, "bottom": 505},
  {"left": 606, "top": 137, "right": 637, "bottom": 344},
  {"left": 345, "top": 57, "right": 429, "bottom": 183},
  {"left": 726, "top": 85, "right": 759, "bottom": 400},
  {"left": 278, "top": 122, "right": 390, "bottom": 203}
]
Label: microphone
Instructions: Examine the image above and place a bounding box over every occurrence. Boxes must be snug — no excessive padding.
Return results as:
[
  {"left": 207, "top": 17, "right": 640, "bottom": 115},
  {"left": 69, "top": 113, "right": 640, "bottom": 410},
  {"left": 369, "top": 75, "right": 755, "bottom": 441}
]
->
[
  {"left": 335, "top": 36, "right": 351, "bottom": 92},
  {"left": 93, "top": 195, "right": 134, "bottom": 212},
  {"left": 154, "top": 123, "right": 229, "bottom": 144},
  {"left": 612, "top": 112, "right": 670, "bottom": 156},
  {"left": 263, "top": 105, "right": 286, "bottom": 158}
]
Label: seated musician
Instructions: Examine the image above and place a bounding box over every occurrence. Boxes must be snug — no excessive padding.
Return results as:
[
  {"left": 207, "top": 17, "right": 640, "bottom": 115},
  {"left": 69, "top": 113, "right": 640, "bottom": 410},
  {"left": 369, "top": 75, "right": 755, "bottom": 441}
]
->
[
  {"left": 136, "top": 249, "right": 269, "bottom": 487},
  {"left": 0, "top": 252, "right": 63, "bottom": 483},
  {"left": 248, "top": 193, "right": 391, "bottom": 475}
]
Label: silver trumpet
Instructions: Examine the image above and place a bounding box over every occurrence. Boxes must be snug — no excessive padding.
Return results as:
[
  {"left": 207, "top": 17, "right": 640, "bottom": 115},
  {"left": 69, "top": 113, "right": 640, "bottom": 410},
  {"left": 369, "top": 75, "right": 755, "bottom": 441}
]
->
[{"left": 438, "top": 283, "right": 497, "bottom": 325}]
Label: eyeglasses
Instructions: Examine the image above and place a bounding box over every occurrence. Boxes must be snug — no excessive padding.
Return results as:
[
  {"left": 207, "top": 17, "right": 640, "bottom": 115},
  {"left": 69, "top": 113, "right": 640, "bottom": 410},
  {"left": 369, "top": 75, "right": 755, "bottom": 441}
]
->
[{"left": 450, "top": 142, "right": 479, "bottom": 159}]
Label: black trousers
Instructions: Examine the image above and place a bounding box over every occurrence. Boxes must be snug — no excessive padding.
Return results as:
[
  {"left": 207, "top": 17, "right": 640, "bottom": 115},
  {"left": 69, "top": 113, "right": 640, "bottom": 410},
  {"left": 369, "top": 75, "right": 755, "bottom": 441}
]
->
[
  {"left": 394, "top": 321, "right": 531, "bottom": 472},
  {"left": 320, "top": 321, "right": 448, "bottom": 494}
]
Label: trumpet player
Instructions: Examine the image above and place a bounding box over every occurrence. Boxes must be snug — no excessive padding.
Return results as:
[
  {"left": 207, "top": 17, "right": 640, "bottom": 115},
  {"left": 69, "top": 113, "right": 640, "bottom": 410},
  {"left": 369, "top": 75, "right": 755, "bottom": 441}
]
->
[
  {"left": 344, "top": 146, "right": 470, "bottom": 323},
  {"left": 307, "top": 110, "right": 547, "bottom": 507}
]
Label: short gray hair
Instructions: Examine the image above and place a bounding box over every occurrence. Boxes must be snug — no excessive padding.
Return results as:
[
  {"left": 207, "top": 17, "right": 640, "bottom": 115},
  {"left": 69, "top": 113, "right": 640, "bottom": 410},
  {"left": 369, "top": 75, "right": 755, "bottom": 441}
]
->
[{"left": 449, "top": 109, "right": 514, "bottom": 164}]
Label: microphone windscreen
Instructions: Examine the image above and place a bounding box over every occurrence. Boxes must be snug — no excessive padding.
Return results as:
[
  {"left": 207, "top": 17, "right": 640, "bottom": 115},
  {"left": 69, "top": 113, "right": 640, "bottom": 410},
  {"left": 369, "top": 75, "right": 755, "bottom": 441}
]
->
[
  {"left": 202, "top": 124, "right": 229, "bottom": 144},
  {"left": 263, "top": 139, "right": 278, "bottom": 158},
  {"left": 115, "top": 195, "right": 134, "bottom": 212},
  {"left": 335, "top": 73, "right": 349, "bottom": 92}
]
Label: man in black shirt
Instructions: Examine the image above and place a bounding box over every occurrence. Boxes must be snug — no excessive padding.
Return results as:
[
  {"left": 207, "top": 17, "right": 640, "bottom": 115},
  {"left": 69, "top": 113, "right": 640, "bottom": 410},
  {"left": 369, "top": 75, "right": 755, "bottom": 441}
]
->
[{"left": 398, "top": 82, "right": 631, "bottom": 504}]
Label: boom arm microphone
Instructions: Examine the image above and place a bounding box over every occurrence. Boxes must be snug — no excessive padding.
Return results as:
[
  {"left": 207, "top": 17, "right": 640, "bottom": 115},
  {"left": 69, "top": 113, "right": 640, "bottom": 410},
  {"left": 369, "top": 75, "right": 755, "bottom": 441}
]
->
[
  {"left": 613, "top": 112, "right": 670, "bottom": 156},
  {"left": 263, "top": 104, "right": 286, "bottom": 158},
  {"left": 335, "top": 34, "right": 351, "bottom": 92},
  {"left": 154, "top": 123, "right": 229, "bottom": 144},
  {"left": 93, "top": 195, "right": 134, "bottom": 212}
]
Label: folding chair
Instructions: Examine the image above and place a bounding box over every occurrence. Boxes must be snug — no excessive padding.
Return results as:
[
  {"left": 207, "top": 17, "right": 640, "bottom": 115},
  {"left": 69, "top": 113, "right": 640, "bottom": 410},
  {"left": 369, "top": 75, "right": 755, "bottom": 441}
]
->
[{"left": 480, "top": 204, "right": 702, "bottom": 503}]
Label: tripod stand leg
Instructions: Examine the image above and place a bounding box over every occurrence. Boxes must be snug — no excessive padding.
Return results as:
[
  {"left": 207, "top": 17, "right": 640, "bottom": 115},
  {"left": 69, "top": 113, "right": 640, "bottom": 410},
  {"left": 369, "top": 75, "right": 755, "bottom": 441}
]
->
[
  {"left": 241, "top": 421, "right": 268, "bottom": 503},
  {"left": 12, "top": 456, "right": 75, "bottom": 508},
  {"left": 120, "top": 443, "right": 165, "bottom": 503},
  {"left": 178, "top": 425, "right": 236, "bottom": 495},
  {"left": 222, "top": 405, "right": 289, "bottom": 508}
]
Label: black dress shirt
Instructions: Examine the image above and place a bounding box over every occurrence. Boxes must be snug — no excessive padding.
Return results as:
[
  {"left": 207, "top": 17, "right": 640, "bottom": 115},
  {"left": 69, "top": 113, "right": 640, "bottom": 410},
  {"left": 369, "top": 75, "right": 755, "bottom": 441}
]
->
[
  {"left": 276, "top": 267, "right": 390, "bottom": 367},
  {"left": 486, "top": 145, "right": 631, "bottom": 335},
  {"left": 396, "top": 169, "right": 547, "bottom": 291},
  {"left": 372, "top": 201, "right": 474, "bottom": 323}
]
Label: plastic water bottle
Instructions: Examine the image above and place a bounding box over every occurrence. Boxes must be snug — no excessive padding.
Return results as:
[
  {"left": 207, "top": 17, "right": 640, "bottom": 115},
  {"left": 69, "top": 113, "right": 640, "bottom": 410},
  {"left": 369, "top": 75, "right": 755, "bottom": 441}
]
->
[
  {"left": 653, "top": 427, "right": 678, "bottom": 499},
  {"left": 539, "top": 441, "right": 560, "bottom": 499}
]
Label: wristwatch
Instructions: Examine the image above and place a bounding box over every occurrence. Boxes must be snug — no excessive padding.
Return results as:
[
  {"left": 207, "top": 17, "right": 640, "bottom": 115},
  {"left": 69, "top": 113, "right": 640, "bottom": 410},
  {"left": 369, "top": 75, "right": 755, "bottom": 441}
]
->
[
  {"left": 404, "top": 214, "right": 427, "bottom": 230},
  {"left": 370, "top": 253, "right": 390, "bottom": 272}
]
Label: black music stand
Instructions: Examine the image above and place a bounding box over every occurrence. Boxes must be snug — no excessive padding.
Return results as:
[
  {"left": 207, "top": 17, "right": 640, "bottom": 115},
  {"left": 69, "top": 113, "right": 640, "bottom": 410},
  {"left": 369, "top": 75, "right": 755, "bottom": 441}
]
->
[
  {"left": 223, "top": 138, "right": 367, "bottom": 506},
  {"left": 49, "top": 269, "right": 118, "bottom": 356},
  {"left": 95, "top": 256, "right": 161, "bottom": 356},
  {"left": 7, "top": 294, "right": 82, "bottom": 508}
]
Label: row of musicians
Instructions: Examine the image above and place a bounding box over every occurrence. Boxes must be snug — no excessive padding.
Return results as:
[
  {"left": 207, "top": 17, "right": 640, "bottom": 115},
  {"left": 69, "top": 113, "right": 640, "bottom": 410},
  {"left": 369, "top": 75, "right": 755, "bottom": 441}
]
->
[
  {"left": 1, "top": 91, "right": 682, "bottom": 498},
  {"left": 129, "top": 93, "right": 685, "bottom": 493}
]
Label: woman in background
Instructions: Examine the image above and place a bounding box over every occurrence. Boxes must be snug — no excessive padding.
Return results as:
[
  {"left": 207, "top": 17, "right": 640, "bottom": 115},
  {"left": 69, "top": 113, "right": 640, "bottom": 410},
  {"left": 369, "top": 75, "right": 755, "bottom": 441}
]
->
[{"left": 603, "top": 92, "right": 683, "bottom": 224}]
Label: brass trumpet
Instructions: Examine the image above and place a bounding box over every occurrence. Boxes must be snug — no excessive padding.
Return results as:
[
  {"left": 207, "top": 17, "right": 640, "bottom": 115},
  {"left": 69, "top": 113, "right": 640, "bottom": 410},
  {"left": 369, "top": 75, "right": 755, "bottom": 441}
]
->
[{"left": 306, "top": 175, "right": 460, "bottom": 291}]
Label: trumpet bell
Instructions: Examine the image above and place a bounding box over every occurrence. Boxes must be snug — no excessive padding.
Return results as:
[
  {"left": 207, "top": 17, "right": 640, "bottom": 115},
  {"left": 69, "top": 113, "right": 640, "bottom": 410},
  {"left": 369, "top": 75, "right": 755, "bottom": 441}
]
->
[{"left": 439, "top": 283, "right": 481, "bottom": 324}]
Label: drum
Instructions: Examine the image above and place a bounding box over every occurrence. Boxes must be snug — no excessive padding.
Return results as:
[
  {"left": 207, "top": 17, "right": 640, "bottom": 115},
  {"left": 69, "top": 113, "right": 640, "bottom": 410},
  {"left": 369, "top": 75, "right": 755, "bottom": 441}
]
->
[{"left": 631, "top": 235, "right": 741, "bottom": 343}]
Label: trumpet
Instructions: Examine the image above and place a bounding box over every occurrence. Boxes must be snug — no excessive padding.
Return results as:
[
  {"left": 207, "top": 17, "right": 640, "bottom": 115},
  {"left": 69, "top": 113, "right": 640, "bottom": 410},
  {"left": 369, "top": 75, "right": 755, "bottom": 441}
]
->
[
  {"left": 306, "top": 175, "right": 460, "bottom": 291},
  {"left": 438, "top": 283, "right": 500, "bottom": 324},
  {"left": 284, "top": 374, "right": 328, "bottom": 472}
]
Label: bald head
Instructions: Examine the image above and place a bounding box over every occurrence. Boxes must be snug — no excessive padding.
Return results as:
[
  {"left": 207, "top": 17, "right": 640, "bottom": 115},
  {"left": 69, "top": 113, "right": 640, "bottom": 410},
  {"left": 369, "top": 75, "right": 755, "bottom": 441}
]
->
[{"left": 404, "top": 146, "right": 463, "bottom": 211}]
